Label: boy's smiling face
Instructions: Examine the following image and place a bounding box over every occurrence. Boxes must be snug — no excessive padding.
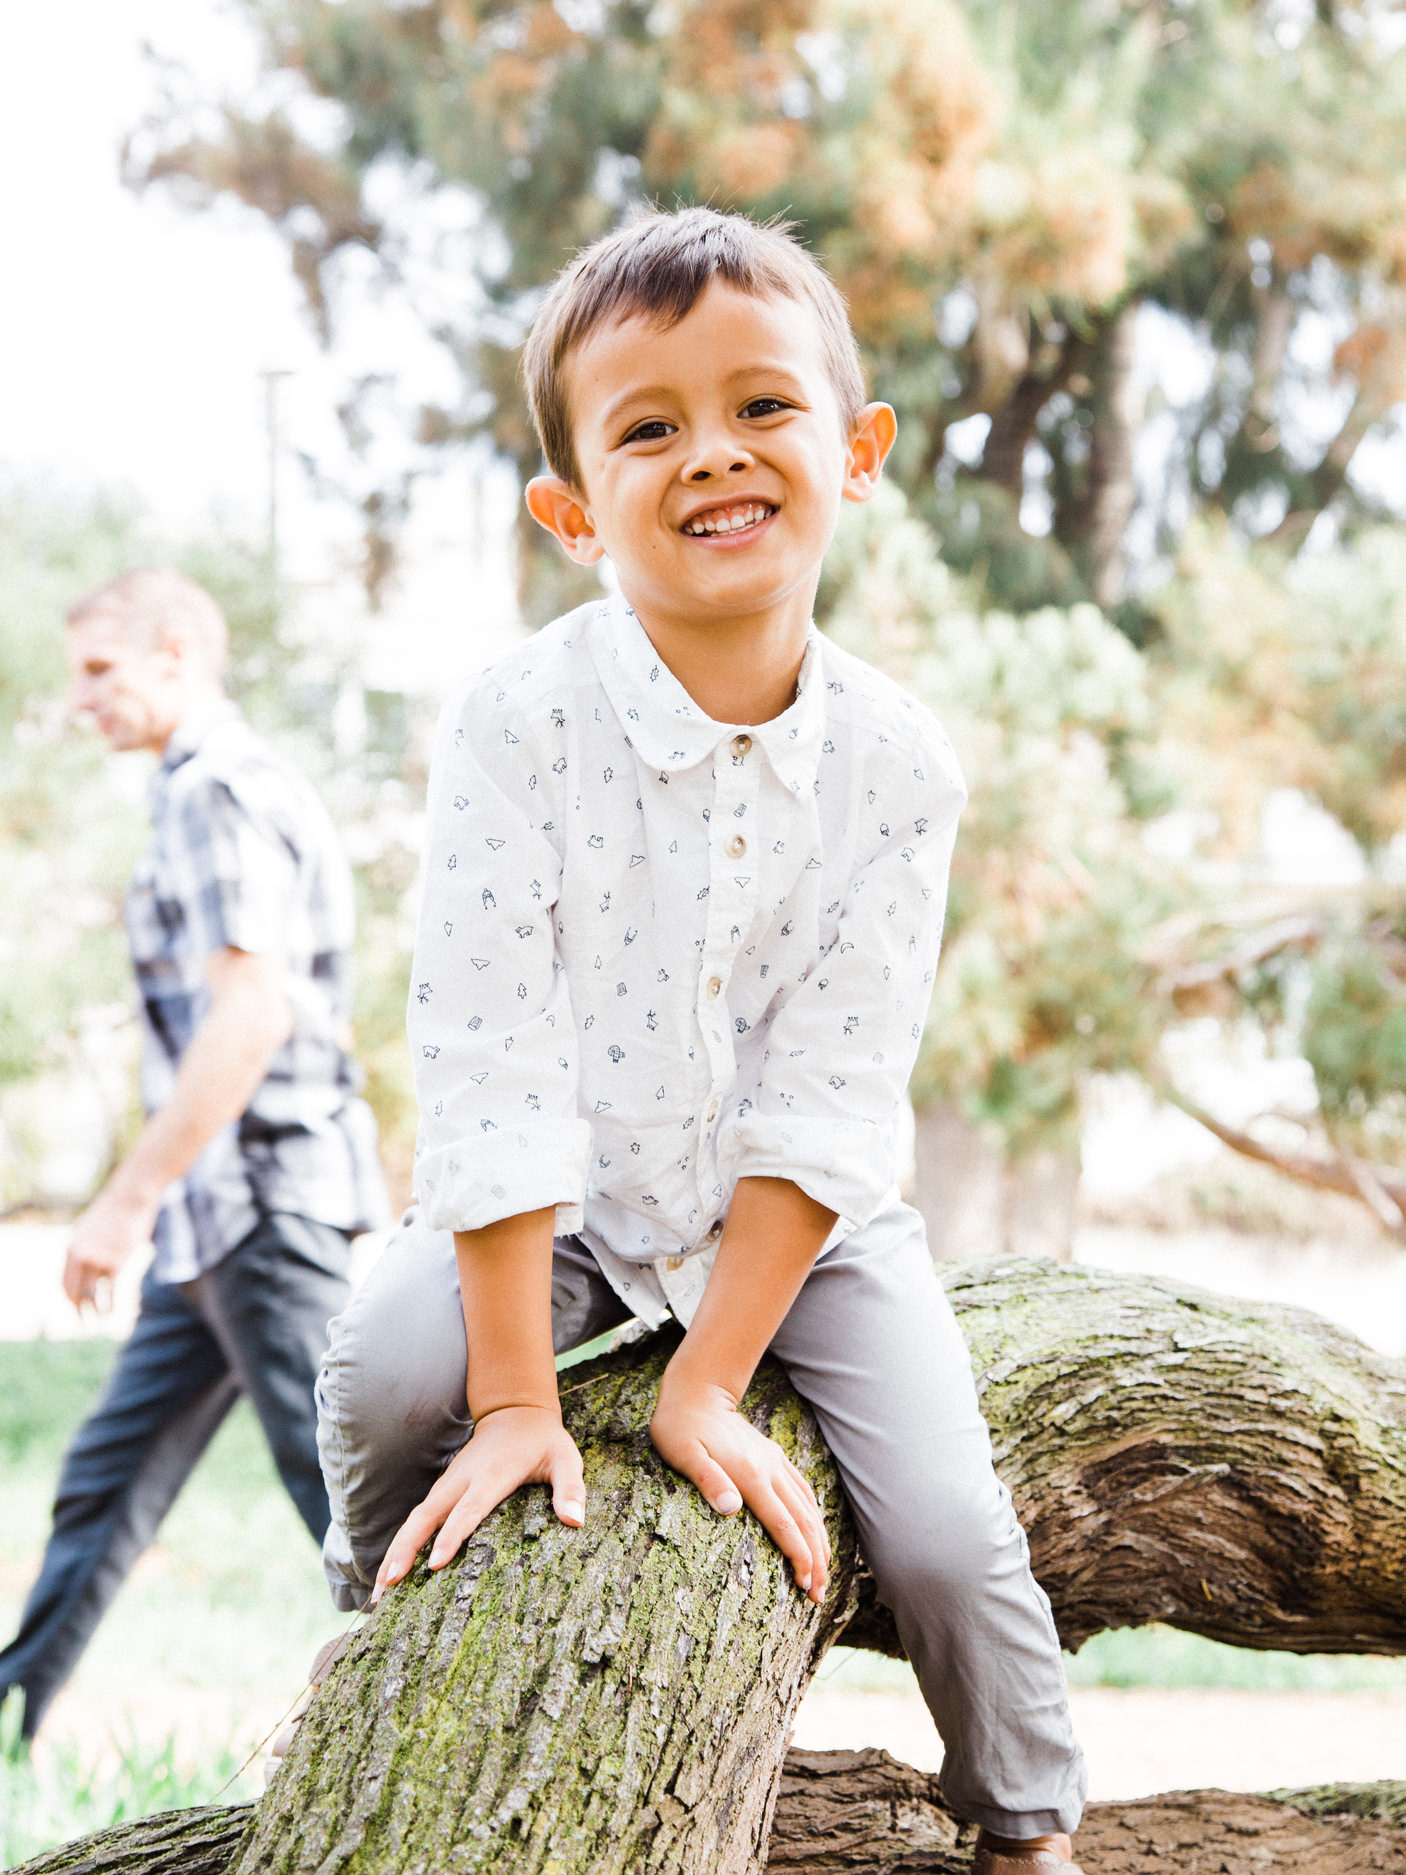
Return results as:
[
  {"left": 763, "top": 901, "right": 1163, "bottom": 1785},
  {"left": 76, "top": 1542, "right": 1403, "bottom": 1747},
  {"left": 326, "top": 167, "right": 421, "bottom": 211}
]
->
[{"left": 527, "top": 282, "right": 894, "bottom": 653}]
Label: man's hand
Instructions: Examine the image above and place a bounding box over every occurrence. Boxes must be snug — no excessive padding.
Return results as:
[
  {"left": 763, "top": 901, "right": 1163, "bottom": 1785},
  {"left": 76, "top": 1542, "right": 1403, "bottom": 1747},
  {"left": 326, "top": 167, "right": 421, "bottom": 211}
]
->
[
  {"left": 373, "top": 1404, "right": 586, "bottom": 1603},
  {"left": 59, "top": 945, "right": 292, "bottom": 1317},
  {"left": 650, "top": 1366, "right": 830, "bottom": 1604},
  {"left": 63, "top": 1187, "right": 156, "bottom": 1314}
]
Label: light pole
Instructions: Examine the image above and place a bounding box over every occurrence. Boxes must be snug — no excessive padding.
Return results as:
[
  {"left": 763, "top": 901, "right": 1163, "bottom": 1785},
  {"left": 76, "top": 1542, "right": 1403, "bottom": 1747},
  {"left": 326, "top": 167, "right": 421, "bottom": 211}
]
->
[{"left": 259, "top": 367, "right": 294, "bottom": 583}]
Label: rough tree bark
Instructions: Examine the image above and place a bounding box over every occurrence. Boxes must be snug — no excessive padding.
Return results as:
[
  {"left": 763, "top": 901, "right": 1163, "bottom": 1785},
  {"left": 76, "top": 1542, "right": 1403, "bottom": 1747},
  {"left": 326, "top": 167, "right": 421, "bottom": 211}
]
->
[
  {"left": 18, "top": 1767, "right": 1406, "bottom": 1875},
  {"left": 15, "top": 1259, "right": 1406, "bottom": 1875}
]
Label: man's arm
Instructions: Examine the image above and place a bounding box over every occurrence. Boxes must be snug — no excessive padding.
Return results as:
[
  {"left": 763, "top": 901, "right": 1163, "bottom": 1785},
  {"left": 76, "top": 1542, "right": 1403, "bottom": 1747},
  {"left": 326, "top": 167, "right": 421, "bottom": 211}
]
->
[
  {"left": 649, "top": 1177, "right": 837, "bottom": 1603},
  {"left": 373, "top": 1207, "right": 586, "bottom": 1601},
  {"left": 63, "top": 946, "right": 293, "bottom": 1311}
]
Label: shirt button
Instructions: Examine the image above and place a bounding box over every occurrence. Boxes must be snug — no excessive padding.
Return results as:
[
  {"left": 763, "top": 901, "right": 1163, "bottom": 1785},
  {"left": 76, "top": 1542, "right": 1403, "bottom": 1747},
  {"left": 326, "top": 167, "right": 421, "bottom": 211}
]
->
[
  {"left": 725, "top": 834, "right": 746, "bottom": 859},
  {"left": 706, "top": 1219, "right": 724, "bottom": 1240},
  {"left": 665, "top": 1255, "right": 685, "bottom": 1272},
  {"left": 730, "top": 734, "right": 752, "bottom": 759},
  {"left": 706, "top": 975, "right": 722, "bottom": 998}
]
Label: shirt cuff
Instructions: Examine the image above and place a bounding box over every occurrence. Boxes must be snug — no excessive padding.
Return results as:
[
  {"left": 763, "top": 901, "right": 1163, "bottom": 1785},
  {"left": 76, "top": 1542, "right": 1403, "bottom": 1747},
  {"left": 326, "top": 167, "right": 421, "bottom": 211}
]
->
[
  {"left": 415, "top": 1118, "right": 592, "bottom": 1234},
  {"left": 719, "top": 1111, "right": 897, "bottom": 1233}
]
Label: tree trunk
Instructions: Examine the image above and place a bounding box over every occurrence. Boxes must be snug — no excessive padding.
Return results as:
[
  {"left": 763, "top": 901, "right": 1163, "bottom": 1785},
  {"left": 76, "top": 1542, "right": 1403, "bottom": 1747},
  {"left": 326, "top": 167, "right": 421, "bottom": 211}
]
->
[
  {"left": 16, "top": 1262, "right": 1406, "bottom": 1875},
  {"left": 911, "top": 1105, "right": 1080, "bottom": 1263},
  {"left": 1076, "top": 301, "right": 1142, "bottom": 612},
  {"left": 244, "top": 1337, "right": 860, "bottom": 1875}
]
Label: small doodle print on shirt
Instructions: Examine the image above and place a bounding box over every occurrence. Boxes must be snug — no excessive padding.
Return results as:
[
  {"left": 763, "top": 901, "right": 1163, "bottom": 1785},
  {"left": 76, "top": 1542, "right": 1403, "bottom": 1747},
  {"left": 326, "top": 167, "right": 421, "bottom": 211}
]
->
[{"left": 407, "top": 593, "right": 965, "bottom": 1272}]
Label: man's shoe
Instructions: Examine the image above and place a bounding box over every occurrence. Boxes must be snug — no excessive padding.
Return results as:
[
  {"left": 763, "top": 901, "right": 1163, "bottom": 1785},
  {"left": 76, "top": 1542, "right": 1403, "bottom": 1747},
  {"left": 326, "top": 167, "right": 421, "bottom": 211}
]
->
[{"left": 971, "top": 1830, "right": 1083, "bottom": 1874}]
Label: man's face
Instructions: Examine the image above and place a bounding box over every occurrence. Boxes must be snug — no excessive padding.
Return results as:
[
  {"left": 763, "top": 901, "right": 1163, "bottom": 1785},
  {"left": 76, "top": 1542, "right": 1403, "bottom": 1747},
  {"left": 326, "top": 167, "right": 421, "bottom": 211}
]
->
[
  {"left": 66, "top": 615, "right": 183, "bottom": 755},
  {"left": 543, "top": 282, "right": 889, "bottom": 635}
]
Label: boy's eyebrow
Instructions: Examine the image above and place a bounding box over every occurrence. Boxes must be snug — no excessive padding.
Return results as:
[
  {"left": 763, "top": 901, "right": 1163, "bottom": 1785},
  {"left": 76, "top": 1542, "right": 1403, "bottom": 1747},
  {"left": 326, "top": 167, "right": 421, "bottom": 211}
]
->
[{"left": 597, "top": 364, "right": 812, "bottom": 432}]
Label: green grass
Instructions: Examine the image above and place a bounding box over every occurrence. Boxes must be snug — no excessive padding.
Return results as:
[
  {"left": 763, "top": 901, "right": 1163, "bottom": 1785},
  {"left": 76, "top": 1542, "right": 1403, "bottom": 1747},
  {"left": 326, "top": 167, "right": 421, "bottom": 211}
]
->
[
  {"left": 1065, "top": 1624, "right": 1406, "bottom": 1694},
  {"left": 1, "top": 1699, "right": 250, "bottom": 1870},
  {"left": 0, "top": 1338, "right": 343, "bottom": 1869}
]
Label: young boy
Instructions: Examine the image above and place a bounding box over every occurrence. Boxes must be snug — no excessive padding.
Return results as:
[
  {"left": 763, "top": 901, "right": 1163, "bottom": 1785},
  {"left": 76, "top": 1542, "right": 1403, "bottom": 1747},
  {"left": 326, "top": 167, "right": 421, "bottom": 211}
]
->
[{"left": 315, "top": 207, "right": 1086, "bottom": 1872}]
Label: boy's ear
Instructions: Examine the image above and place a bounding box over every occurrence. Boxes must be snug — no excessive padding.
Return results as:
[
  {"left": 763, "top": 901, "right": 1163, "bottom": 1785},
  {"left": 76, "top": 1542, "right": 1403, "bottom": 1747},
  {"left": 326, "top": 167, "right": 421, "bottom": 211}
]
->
[
  {"left": 842, "top": 402, "right": 898, "bottom": 505},
  {"left": 525, "top": 476, "right": 606, "bottom": 565}
]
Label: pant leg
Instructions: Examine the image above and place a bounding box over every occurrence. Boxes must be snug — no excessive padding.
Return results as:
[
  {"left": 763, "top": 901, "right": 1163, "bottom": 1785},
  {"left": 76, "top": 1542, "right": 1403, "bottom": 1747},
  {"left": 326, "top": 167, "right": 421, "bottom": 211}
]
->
[
  {"left": 191, "top": 1212, "right": 352, "bottom": 1546},
  {"left": 769, "top": 1202, "right": 1086, "bottom": 1839},
  {"left": 0, "top": 1267, "right": 238, "bottom": 1737},
  {"left": 316, "top": 1211, "right": 630, "bottom": 1610}
]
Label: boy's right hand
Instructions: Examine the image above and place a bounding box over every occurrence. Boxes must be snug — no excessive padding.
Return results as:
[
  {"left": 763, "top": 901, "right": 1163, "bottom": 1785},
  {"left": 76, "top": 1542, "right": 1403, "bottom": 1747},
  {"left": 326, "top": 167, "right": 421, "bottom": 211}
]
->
[{"left": 372, "top": 1404, "right": 585, "bottom": 1603}]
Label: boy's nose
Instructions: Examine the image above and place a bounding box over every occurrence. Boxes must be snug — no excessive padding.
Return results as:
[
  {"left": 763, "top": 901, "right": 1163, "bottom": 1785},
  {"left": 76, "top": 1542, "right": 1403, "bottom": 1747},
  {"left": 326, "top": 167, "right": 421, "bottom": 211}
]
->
[{"left": 682, "top": 430, "right": 755, "bottom": 483}]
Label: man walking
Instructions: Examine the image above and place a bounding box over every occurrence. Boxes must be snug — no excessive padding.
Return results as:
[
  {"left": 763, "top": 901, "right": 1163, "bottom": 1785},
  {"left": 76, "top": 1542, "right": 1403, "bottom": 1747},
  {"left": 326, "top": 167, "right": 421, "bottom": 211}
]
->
[{"left": 0, "top": 568, "right": 386, "bottom": 1738}]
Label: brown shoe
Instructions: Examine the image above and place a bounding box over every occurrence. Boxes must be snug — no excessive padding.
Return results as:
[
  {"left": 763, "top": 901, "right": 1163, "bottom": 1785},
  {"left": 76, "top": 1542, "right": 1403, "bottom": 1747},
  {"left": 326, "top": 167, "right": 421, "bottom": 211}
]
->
[
  {"left": 263, "top": 1635, "right": 346, "bottom": 1786},
  {"left": 972, "top": 1831, "right": 1083, "bottom": 1875}
]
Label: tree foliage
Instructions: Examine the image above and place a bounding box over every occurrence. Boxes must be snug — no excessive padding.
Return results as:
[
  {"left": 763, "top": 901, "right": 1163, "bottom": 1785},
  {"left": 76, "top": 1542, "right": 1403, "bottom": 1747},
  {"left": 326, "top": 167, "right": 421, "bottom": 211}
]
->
[
  {"left": 121, "top": 1, "right": 1406, "bottom": 1208},
  {"left": 131, "top": 0, "right": 1406, "bottom": 614}
]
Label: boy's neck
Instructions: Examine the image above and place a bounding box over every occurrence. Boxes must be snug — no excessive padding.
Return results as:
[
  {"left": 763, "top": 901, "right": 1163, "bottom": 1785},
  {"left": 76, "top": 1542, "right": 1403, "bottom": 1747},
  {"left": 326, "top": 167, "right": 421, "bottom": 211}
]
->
[{"left": 624, "top": 593, "right": 813, "bottom": 728}]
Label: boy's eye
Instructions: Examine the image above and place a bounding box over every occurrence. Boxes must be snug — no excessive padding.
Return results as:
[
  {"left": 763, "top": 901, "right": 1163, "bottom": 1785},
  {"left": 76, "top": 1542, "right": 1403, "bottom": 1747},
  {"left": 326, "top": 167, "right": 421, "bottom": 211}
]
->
[
  {"left": 623, "top": 419, "right": 676, "bottom": 443},
  {"left": 741, "top": 396, "right": 791, "bottom": 419}
]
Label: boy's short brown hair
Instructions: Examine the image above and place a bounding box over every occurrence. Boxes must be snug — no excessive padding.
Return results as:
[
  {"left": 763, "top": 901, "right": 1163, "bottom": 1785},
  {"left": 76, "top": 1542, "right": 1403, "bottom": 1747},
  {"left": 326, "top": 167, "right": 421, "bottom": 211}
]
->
[{"left": 523, "top": 207, "right": 867, "bottom": 492}]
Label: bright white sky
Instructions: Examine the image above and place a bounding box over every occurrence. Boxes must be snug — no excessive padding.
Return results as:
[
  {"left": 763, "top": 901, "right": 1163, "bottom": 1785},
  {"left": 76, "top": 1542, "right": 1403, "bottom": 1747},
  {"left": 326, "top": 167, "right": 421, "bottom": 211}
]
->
[
  {"left": 0, "top": 2, "right": 312, "bottom": 528},
  {"left": 0, "top": 0, "right": 520, "bottom": 686}
]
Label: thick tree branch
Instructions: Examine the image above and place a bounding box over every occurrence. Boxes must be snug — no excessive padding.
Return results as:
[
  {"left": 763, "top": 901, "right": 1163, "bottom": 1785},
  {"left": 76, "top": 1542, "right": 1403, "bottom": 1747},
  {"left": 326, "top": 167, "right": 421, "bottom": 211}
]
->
[
  {"left": 1164, "top": 1087, "right": 1406, "bottom": 1240},
  {"left": 1073, "top": 299, "right": 1143, "bottom": 610},
  {"left": 1269, "top": 384, "right": 1388, "bottom": 550},
  {"left": 977, "top": 327, "right": 1093, "bottom": 500}
]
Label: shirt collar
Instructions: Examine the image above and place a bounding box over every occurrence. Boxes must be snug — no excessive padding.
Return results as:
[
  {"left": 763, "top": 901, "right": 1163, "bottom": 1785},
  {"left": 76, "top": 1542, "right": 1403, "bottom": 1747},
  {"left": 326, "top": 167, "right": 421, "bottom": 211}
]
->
[
  {"left": 159, "top": 698, "right": 242, "bottom": 775},
  {"left": 586, "top": 594, "right": 825, "bottom": 799}
]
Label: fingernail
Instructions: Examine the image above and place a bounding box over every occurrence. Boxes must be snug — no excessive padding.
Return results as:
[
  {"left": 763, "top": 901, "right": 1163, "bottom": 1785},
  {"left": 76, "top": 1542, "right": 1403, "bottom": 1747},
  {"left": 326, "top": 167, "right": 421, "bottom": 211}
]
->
[
  {"left": 714, "top": 1490, "right": 742, "bottom": 1514},
  {"left": 798, "top": 1574, "right": 811, "bottom": 1593},
  {"left": 561, "top": 1500, "right": 584, "bottom": 1523},
  {"left": 370, "top": 1587, "right": 383, "bottom": 1607}
]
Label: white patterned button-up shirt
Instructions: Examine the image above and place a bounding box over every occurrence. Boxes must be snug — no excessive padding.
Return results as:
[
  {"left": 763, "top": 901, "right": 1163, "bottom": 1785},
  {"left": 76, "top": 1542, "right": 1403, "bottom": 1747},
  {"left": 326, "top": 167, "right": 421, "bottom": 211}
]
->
[{"left": 410, "top": 596, "right": 965, "bottom": 1327}]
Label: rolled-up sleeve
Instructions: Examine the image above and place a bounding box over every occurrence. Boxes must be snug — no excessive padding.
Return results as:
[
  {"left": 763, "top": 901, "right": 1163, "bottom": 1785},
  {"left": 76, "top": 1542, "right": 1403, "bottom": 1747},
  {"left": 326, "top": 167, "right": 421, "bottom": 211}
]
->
[
  {"left": 723, "top": 734, "right": 965, "bottom": 1228},
  {"left": 409, "top": 691, "right": 590, "bottom": 1235}
]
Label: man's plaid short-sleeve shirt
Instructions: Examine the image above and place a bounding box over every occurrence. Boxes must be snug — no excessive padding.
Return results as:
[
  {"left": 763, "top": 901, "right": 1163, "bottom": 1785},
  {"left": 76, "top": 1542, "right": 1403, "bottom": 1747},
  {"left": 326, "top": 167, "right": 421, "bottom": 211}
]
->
[{"left": 127, "top": 702, "right": 386, "bottom": 1281}]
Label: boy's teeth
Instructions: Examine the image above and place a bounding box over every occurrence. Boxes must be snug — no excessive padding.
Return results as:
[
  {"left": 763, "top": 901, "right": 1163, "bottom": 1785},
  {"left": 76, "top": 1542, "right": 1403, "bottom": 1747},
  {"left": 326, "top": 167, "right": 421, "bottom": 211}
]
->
[{"left": 685, "top": 503, "right": 771, "bottom": 535}]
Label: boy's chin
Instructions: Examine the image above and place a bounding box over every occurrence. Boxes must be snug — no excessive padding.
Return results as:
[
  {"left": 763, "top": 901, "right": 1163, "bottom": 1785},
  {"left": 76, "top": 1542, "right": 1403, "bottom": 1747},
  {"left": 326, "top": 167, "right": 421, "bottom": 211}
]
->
[{"left": 619, "top": 564, "right": 816, "bottom": 627}]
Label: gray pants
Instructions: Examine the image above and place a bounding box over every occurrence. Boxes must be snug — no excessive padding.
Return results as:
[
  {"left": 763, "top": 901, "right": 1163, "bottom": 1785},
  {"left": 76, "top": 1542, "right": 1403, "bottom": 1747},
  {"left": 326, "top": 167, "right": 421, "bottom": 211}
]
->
[{"left": 315, "top": 1203, "right": 1085, "bottom": 1836}]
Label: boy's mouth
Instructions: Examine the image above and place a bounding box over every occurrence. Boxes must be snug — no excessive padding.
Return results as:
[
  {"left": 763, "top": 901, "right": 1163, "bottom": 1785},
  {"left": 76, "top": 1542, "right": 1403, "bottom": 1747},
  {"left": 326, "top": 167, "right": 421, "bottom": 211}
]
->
[{"left": 681, "top": 500, "right": 777, "bottom": 538}]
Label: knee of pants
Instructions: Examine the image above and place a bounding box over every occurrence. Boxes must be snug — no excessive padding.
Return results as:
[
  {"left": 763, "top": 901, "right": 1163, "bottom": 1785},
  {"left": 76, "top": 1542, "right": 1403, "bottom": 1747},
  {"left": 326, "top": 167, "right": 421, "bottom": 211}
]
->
[
  {"left": 862, "top": 1474, "right": 1028, "bottom": 1614},
  {"left": 315, "top": 1239, "right": 469, "bottom": 1489}
]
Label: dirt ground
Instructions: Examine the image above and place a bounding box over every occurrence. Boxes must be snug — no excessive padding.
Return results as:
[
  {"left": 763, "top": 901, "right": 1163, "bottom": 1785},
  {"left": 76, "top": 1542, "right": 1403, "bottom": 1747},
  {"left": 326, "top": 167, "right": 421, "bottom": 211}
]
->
[{"left": 791, "top": 1684, "right": 1406, "bottom": 1803}]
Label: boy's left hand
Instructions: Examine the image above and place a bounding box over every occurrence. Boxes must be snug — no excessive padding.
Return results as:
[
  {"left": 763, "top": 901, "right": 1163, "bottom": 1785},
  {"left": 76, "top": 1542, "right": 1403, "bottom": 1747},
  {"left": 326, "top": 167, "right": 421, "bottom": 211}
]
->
[{"left": 650, "top": 1367, "right": 830, "bottom": 1604}]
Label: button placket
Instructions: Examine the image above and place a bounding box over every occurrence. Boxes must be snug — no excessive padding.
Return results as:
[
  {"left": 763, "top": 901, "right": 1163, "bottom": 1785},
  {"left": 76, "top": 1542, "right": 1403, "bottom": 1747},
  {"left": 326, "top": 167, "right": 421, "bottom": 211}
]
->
[{"left": 693, "top": 734, "right": 763, "bottom": 1219}]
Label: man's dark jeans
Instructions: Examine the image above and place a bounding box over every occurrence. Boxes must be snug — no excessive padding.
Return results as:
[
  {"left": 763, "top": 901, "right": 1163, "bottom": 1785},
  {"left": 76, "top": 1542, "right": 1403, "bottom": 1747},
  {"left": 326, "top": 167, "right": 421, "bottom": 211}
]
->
[{"left": 0, "top": 1211, "right": 351, "bottom": 1738}]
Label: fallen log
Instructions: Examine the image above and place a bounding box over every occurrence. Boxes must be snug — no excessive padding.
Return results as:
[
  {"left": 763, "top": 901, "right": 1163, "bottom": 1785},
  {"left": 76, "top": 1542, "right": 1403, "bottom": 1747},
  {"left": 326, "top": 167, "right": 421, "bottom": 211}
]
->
[
  {"left": 768, "top": 1751, "right": 1406, "bottom": 1874},
  {"left": 14, "top": 1259, "right": 1406, "bottom": 1875},
  {"left": 15, "top": 1763, "right": 1406, "bottom": 1875}
]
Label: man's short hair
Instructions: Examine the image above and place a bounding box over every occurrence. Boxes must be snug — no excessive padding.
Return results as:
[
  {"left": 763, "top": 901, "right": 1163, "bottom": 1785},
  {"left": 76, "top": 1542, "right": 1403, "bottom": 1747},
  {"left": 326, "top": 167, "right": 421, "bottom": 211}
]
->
[
  {"left": 67, "top": 568, "right": 229, "bottom": 675},
  {"left": 523, "top": 207, "right": 868, "bottom": 491}
]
